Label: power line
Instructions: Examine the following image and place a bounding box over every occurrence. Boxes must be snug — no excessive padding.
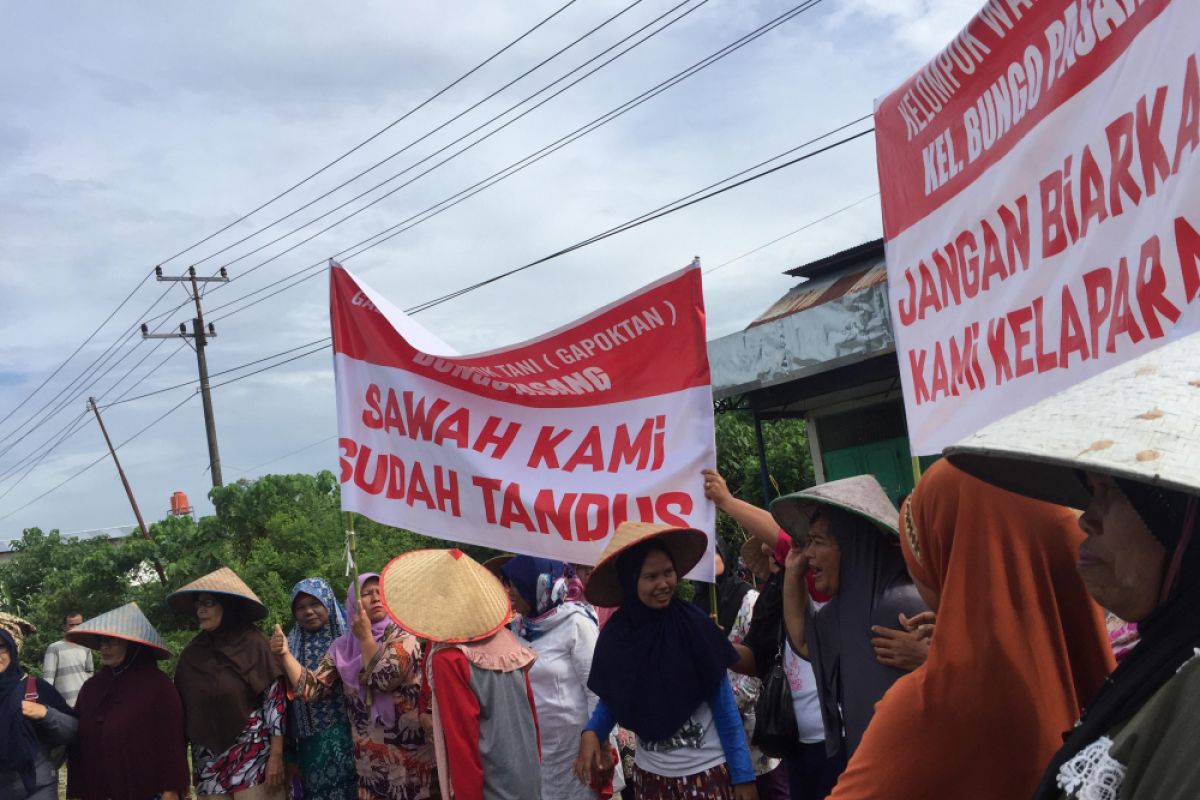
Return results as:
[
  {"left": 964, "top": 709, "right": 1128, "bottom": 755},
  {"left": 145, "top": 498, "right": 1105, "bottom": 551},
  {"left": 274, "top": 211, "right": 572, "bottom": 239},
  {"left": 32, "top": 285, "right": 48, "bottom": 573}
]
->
[
  {"left": 156, "top": 0, "right": 585, "bottom": 269},
  {"left": 0, "top": 270, "right": 155, "bottom": 431},
  {"left": 703, "top": 192, "right": 880, "bottom": 274},
  {"left": 0, "top": 393, "right": 197, "bottom": 522},
  {"left": 0, "top": 2, "right": 597, "bottom": 459},
  {"left": 0, "top": 119, "right": 865, "bottom": 516},
  {"left": 187, "top": 0, "right": 654, "bottom": 272},
  {"left": 204, "top": 0, "right": 829, "bottom": 324}
]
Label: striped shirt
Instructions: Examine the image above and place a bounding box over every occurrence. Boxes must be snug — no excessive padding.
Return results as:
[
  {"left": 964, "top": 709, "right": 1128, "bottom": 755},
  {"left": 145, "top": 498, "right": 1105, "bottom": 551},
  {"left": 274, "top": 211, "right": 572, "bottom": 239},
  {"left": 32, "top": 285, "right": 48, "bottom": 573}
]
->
[{"left": 43, "top": 640, "right": 94, "bottom": 707}]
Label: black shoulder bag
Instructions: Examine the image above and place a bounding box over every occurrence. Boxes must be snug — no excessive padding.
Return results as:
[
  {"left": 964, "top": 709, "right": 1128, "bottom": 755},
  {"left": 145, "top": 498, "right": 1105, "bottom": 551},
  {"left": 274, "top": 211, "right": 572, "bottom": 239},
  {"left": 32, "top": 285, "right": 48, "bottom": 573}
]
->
[{"left": 751, "top": 621, "right": 800, "bottom": 759}]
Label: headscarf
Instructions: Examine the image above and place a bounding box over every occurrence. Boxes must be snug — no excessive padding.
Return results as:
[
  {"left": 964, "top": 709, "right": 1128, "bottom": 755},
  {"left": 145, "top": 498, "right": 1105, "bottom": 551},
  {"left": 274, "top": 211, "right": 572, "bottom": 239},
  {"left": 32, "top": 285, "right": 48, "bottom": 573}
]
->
[
  {"left": 806, "top": 505, "right": 927, "bottom": 758},
  {"left": 827, "top": 460, "right": 1114, "bottom": 800},
  {"left": 692, "top": 537, "right": 752, "bottom": 636},
  {"left": 1031, "top": 485, "right": 1200, "bottom": 799},
  {"left": 287, "top": 578, "right": 348, "bottom": 739},
  {"left": 174, "top": 598, "right": 283, "bottom": 753},
  {"left": 587, "top": 539, "right": 738, "bottom": 742},
  {"left": 328, "top": 573, "right": 395, "bottom": 727},
  {"left": 68, "top": 645, "right": 190, "bottom": 800},
  {"left": 501, "top": 557, "right": 589, "bottom": 642},
  {"left": 1, "top": 628, "right": 73, "bottom": 795}
]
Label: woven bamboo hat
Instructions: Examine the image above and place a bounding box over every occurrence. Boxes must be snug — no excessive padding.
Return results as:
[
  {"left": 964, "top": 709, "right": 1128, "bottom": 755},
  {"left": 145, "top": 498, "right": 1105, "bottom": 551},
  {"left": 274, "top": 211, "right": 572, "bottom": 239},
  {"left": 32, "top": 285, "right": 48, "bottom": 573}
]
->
[
  {"left": 741, "top": 537, "right": 773, "bottom": 580},
  {"left": 584, "top": 521, "right": 709, "bottom": 608},
  {"left": 166, "top": 567, "right": 268, "bottom": 621},
  {"left": 770, "top": 475, "right": 900, "bottom": 547},
  {"left": 66, "top": 602, "right": 171, "bottom": 659},
  {"left": 380, "top": 549, "right": 512, "bottom": 643},
  {"left": 0, "top": 612, "right": 35, "bottom": 650},
  {"left": 946, "top": 334, "right": 1200, "bottom": 508}
]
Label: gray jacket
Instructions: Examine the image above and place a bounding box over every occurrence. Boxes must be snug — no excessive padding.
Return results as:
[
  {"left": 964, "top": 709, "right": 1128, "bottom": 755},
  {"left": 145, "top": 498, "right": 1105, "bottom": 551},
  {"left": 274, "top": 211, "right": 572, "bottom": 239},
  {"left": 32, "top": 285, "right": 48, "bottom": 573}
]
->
[{"left": 0, "top": 705, "right": 78, "bottom": 800}]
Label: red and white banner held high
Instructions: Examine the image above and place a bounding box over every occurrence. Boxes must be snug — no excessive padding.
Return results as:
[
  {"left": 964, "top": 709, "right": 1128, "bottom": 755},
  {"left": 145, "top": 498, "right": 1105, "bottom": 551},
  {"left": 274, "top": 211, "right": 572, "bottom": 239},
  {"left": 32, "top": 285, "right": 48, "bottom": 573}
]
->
[
  {"left": 876, "top": 0, "right": 1200, "bottom": 455},
  {"left": 329, "top": 263, "right": 717, "bottom": 579}
]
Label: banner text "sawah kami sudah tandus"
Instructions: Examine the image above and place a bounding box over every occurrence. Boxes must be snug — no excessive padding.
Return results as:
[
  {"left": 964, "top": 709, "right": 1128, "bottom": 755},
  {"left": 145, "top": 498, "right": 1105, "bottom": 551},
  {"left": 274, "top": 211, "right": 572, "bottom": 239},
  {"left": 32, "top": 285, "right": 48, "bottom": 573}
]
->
[
  {"left": 329, "top": 262, "right": 717, "bottom": 578},
  {"left": 876, "top": 0, "right": 1200, "bottom": 455}
]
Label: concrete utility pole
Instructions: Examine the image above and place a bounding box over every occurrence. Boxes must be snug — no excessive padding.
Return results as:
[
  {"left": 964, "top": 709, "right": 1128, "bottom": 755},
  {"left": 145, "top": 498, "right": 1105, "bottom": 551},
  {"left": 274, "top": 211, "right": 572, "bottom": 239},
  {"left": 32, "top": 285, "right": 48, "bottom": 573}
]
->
[
  {"left": 142, "top": 266, "right": 230, "bottom": 488},
  {"left": 88, "top": 397, "right": 168, "bottom": 586}
]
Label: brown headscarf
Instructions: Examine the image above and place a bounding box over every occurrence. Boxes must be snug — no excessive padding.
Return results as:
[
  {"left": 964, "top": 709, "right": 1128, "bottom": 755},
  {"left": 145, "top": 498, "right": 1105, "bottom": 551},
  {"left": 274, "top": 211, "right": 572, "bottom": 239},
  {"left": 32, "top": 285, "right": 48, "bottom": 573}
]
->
[
  {"left": 828, "top": 460, "right": 1115, "bottom": 800},
  {"left": 175, "top": 601, "right": 282, "bottom": 753}
]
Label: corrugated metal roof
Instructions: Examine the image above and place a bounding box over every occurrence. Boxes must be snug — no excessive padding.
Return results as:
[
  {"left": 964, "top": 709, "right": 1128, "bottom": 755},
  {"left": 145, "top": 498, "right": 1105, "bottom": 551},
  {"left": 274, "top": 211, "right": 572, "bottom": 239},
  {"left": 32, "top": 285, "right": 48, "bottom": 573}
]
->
[{"left": 748, "top": 261, "right": 887, "bottom": 328}]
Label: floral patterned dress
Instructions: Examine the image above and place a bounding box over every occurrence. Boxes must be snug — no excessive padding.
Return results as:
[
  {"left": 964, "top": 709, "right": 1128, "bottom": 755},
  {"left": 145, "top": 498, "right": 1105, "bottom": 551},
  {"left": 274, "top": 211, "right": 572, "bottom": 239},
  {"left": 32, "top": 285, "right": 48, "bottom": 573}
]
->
[
  {"left": 193, "top": 679, "right": 287, "bottom": 794},
  {"left": 297, "top": 624, "right": 435, "bottom": 800}
]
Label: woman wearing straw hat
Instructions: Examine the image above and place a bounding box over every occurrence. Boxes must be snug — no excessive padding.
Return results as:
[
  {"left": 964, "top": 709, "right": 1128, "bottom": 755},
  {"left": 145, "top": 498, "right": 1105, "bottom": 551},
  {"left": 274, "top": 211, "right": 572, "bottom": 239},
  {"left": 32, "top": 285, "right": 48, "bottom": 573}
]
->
[
  {"left": 575, "top": 522, "right": 758, "bottom": 800},
  {"left": 65, "top": 602, "right": 190, "bottom": 800},
  {"left": 281, "top": 578, "right": 356, "bottom": 800},
  {"left": 378, "top": 548, "right": 541, "bottom": 800},
  {"left": 271, "top": 573, "right": 434, "bottom": 800},
  {"left": 0, "top": 613, "right": 77, "bottom": 800},
  {"left": 824, "top": 461, "right": 1114, "bottom": 800},
  {"left": 772, "top": 475, "right": 927, "bottom": 765},
  {"left": 499, "top": 556, "right": 605, "bottom": 799},
  {"left": 943, "top": 335, "right": 1200, "bottom": 800},
  {"left": 170, "top": 567, "right": 286, "bottom": 800}
]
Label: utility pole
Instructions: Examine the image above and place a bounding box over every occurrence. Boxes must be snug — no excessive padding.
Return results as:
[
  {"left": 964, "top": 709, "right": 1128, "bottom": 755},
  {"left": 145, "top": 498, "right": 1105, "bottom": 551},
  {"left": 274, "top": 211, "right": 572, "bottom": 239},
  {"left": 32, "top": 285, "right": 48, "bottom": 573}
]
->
[
  {"left": 88, "top": 397, "right": 168, "bottom": 586},
  {"left": 142, "top": 266, "right": 229, "bottom": 488}
]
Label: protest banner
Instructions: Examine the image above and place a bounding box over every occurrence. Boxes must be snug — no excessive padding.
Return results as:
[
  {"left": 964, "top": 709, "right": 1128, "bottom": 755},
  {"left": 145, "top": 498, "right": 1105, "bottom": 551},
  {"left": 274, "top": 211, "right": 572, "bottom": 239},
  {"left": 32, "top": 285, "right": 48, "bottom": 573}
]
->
[
  {"left": 875, "top": 0, "right": 1200, "bottom": 455},
  {"left": 329, "top": 261, "right": 718, "bottom": 579}
]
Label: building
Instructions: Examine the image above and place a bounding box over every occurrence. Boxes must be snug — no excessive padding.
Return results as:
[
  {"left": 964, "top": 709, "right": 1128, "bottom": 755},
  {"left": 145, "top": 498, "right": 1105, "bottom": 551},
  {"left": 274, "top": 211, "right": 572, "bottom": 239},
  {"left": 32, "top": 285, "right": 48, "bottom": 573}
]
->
[{"left": 708, "top": 239, "right": 933, "bottom": 505}]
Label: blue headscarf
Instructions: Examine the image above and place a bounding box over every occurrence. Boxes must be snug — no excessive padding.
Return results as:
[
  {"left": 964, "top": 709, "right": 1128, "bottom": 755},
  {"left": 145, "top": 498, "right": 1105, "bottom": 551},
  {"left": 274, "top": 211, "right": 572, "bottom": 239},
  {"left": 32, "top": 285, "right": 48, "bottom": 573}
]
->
[
  {"left": 587, "top": 540, "right": 738, "bottom": 743},
  {"left": 1, "top": 629, "right": 72, "bottom": 794},
  {"left": 287, "top": 578, "right": 348, "bottom": 739}
]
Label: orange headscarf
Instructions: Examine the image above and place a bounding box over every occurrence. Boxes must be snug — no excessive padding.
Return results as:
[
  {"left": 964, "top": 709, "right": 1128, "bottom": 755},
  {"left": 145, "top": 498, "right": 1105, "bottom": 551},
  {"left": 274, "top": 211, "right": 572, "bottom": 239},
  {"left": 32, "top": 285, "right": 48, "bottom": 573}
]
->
[{"left": 828, "top": 460, "right": 1115, "bottom": 800}]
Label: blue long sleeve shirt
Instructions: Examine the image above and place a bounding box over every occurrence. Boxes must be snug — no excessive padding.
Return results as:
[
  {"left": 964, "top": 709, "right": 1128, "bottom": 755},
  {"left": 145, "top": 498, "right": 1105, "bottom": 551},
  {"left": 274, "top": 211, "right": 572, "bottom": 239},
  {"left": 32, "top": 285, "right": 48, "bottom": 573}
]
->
[{"left": 585, "top": 674, "right": 754, "bottom": 785}]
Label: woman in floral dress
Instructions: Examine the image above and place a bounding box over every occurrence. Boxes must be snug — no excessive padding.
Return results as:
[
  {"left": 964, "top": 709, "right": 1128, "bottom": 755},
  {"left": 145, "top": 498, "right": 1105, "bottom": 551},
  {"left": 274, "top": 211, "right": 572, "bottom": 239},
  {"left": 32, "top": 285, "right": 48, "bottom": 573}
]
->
[{"left": 273, "top": 573, "right": 434, "bottom": 800}]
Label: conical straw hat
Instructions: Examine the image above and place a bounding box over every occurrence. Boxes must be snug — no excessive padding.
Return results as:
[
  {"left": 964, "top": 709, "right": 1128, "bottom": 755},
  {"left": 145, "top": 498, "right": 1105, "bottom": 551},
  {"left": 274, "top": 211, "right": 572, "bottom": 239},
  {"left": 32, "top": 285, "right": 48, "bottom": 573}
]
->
[
  {"left": 584, "top": 522, "right": 709, "bottom": 608},
  {"left": 0, "top": 612, "right": 35, "bottom": 650},
  {"left": 166, "top": 567, "right": 268, "bottom": 621},
  {"left": 770, "top": 474, "right": 900, "bottom": 547},
  {"left": 66, "top": 602, "right": 171, "bottom": 659},
  {"left": 741, "top": 537, "right": 773, "bottom": 580},
  {"left": 380, "top": 549, "right": 511, "bottom": 643},
  {"left": 946, "top": 333, "right": 1200, "bottom": 508}
]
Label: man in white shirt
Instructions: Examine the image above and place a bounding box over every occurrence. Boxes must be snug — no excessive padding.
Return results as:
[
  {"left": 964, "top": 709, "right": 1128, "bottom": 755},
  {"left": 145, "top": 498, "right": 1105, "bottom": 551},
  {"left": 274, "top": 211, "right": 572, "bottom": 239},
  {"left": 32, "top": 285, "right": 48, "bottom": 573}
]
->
[{"left": 42, "top": 611, "right": 93, "bottom": 707}]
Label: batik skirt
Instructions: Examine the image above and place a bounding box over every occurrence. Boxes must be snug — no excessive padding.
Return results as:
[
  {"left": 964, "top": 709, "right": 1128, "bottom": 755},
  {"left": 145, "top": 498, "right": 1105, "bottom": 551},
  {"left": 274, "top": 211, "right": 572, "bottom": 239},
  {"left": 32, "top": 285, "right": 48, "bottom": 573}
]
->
[
  {"left": 298, "top": 724, "right": 357, "bottom": 800},
  {"left": 631, "top": 763, "right": 735, "bottom": 799}
]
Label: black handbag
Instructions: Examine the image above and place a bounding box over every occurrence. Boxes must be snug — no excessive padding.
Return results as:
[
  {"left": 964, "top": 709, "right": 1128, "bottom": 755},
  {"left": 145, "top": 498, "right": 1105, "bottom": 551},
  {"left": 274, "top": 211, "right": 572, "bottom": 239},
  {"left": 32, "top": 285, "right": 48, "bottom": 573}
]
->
[{"left": 751, "top": 623, "right": 800, "bottom": 759}]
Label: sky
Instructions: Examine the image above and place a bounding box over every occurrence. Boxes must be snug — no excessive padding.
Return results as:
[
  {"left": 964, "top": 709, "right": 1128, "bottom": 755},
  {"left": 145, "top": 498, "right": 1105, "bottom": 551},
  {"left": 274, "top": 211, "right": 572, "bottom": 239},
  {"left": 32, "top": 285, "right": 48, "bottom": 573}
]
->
[{"left": 0, "top": 0, "right": 983, "bottom": 540}]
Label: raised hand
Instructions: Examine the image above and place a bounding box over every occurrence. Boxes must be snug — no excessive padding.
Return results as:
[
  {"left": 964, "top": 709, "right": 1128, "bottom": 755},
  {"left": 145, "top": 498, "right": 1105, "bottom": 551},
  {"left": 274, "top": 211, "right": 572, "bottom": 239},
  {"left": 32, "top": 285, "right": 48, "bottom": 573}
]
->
[{"left": 270, "top": 624, "right": 289, "bottom": 657}]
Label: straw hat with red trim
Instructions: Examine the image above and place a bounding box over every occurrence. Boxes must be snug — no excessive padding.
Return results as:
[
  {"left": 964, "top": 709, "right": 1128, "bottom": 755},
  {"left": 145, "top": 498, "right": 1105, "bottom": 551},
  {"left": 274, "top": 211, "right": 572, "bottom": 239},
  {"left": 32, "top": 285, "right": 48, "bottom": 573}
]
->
[
  {"left": 66, "top": 602, "right": 172, "bottom": 659},
  {"left": 380, "top": 549, "right": 512, "bottom": 643},
  {"left": 166, "top": 567, "right": 268, "bottom": 621},
  {"left": 584, "top": 521, "right": 709, "bottom": 608},
  {"left": 770, "top": 475, "right": 900, "bottom": 547}
]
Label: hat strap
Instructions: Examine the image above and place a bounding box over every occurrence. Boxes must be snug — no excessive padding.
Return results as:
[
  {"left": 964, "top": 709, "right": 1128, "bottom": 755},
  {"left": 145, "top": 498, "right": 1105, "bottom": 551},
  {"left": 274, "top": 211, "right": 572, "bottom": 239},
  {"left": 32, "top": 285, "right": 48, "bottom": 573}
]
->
[{"left": 1159, "top": 496, "right": 1198, "bottom": 605}]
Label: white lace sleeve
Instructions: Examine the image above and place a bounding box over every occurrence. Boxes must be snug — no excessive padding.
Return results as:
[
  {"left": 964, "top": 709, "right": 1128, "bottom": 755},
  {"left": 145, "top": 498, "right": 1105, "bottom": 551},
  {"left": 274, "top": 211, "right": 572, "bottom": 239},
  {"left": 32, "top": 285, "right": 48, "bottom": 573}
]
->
[{"left": 1056, "top": 737, "right": 1126, "bottom": 800}]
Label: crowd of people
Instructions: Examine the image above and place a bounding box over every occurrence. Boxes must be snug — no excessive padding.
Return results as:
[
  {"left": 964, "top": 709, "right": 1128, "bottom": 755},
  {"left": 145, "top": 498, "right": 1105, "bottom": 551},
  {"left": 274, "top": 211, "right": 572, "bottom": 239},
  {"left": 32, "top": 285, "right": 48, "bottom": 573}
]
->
[{"left": 2, "top": 335, "right": 1198, "bottom": 800}]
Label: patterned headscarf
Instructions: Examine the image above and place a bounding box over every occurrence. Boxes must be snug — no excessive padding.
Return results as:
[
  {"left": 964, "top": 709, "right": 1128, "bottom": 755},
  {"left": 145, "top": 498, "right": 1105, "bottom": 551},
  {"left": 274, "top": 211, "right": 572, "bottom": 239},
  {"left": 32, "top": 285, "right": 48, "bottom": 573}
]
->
[
  {"left": 500, "top": 557, "right": 587, "bottom": 642},
  {"left": 287, "top": 578, "right": 348, "bottom": 739}
]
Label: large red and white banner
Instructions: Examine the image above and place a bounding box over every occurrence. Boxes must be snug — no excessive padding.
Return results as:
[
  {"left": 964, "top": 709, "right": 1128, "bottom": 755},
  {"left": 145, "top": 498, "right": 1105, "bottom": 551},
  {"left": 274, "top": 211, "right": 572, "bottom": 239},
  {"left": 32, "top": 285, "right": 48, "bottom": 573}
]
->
[
  {"left": 876, "top": 0, "right": 1200, "bottom": 454},
  {"left": 330, "top": 263, "right": 717, "bottom": 579}
]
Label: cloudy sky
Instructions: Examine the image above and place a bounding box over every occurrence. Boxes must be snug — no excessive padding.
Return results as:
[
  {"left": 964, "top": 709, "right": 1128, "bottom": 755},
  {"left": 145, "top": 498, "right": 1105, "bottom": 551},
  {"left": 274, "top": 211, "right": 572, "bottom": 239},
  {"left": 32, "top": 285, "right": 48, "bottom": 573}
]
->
[{"left": 0, "top": 0, "right": 982, "bottom": 539}]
